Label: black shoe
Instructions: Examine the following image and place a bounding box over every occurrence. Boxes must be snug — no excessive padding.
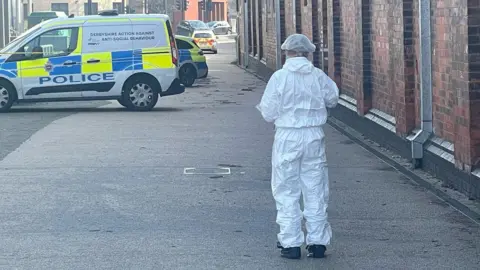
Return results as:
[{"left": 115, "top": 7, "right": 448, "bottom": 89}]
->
[
  {"left": 306, "top": 245, "right": 326, "bottom": 258},
  {"left": 280, "top": 247, "right": 301, "bottom": 259},
  {"left": 276, "top": 241, "right": 283, "bottom": 249}
]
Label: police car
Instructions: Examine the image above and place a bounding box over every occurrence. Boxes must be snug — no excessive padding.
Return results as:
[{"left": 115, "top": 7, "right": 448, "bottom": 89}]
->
[{"left": 0, "top": 10, "right": 184, "bottom": 112}]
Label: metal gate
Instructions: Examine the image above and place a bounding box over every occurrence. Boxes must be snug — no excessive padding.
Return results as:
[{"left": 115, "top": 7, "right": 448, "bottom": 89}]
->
[
  {"left": 198, "top": 1, "right": 225, "bottom": 22},
  {"left": 0, "top": 0, "right": 11, "bottom": 48}
]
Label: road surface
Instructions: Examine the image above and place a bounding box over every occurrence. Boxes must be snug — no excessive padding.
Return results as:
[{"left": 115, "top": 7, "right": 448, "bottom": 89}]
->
[{"left": 0, "top": 43, "right": 478, "bottom": 269}]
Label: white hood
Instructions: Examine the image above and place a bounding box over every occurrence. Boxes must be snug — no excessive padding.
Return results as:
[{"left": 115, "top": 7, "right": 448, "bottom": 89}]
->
[{"left": 282, "top": 57, "right": 314, "bottom": 74}]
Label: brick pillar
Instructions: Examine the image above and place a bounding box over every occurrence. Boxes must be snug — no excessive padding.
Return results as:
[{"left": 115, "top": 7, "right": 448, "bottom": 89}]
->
[
  {"left": 393, "top": 0, "right": 416, "bottom": 136},
  {"left": 327, "top": 0, "right": 342, "bottom": 89},
  {"left": 251, "top": 0, "right": 257, "bottom": 56},
  {"left": 302, "top": 0, "right": 313, "bottom": 40},
  {"left": 312, "top": 0, "right": 321, "bottom": 67},
  {"left": 247, "top": 0, "right": 253, "bottom": 54},
  {"left": 459, "top": 2, "right": 480, "bottom": 170},
  {"left": 280, "top": 0, "right": 287, "bottom": 65},
  {"left": 322, "top": 0, "right": 328, "bottom": 71},
  {"left": 285, "top": 0, "right": 296, "bottom": 36},
  {"left": 355, "top": 0, "right": 372, "bottom": 116}
]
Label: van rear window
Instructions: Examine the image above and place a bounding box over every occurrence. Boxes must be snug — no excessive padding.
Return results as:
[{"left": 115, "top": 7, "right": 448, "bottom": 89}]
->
[
  {"left": 194, "top": 33, "right": 212, "bottom": 38},
  {"left": 166, "top": 20, "right": 175, "bottom": 44}
]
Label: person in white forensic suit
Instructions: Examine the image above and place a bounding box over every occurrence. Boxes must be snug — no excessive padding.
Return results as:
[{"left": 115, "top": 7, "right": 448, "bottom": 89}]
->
[{"left": 256, "top": 34, "right": 340, "bottom": 259}]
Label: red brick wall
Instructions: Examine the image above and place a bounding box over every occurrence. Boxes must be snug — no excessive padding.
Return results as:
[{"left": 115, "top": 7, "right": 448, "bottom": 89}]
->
[
  {"left": 431, "top": 0, "right": 468, "bottom": 144},
  {"left": 264, "top": 0, "right": 277, "bottom": 70},
  {"left": 237, "top": 1, "right": 244, "bottom": 60},
  {"left": 400, "top": 0, "right": 418, "bottom": 136},
  {"left": 237, "top": 0, "right": 277, "bottom": 69},
  {"left": 338, "top": 1, "right": 360, "bottom": 99},
  {"left": 236, "top": 0, "right": 480, "bottom": 170},
  {"left": 284, "top": 0, "right": 296, "bottom": 36},
  {"left": 301, "top": 0, "right": 313, "bottom": 40},
  {"left": 467, "top": 1, "right": 480, "bottom": 168},
  {"left": 327, "top": 0, "right": 342, "bottom": 89},
  {"left": 429, "top": 0, "right": 480, "bottom": 169},
  {"left": 370, "top": 0, "right": 395, "bottom": 116}
]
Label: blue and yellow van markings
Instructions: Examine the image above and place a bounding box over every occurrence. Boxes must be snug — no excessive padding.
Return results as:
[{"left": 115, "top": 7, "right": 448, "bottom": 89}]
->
[
  {"left": 39, "top": 72, "right": 114, "bottom": 85},
  {"left": 179, "top": 50, "right": 193, "bottom": 63},
  {"left": 0, "top": 62, "right": 18, "bottom": 78},
  {"left": 196, "top": 61, "right": 208, "bottom": 70},
  {"left": 176, "top": 35, "right": 208, "bottom": 78},
  {"left": 48, "top": 55, "right": 82, "bottom": 76},
  {"left": 1, "top": 47, "right": 172, "bottom": 80}
]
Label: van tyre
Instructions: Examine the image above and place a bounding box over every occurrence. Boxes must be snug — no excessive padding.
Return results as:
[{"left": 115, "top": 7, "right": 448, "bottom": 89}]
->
[
  {"left": 121, "top": 77, "right": 159, "bottom": 111},
  {"left": 199, "top": 69, "right": 208, "bottom": 79},
  {"left": 0, "top": 80, "right": 16, "bottom": 113},
  {"left": 179, "top": 64, "right": 197, "bottom": 87},
  {"left": 117, "top": 98, "right": 128, "bottom": 108}
]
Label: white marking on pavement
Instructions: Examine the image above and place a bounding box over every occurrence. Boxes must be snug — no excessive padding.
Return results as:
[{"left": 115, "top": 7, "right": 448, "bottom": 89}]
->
[{"left": 183, "top": 167, "right": 231, "bottom": 175}]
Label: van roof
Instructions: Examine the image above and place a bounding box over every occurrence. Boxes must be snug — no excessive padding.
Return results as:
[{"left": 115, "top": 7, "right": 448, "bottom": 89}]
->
[
  {"left": 74, "top": 13, "right": 170, "bottom": 20},
  {"left": 43, "top": 13, "right": 170, "bottom": 27}
]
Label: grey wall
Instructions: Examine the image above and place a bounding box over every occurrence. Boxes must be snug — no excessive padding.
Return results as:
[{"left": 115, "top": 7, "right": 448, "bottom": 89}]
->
[{"left": 0, "top": 0, "right": 11, "bottom": 48}]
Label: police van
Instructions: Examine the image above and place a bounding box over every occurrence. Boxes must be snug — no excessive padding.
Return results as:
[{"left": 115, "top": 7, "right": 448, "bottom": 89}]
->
[{"left": 0, "top": 10, "right": 184, "bottom": 112}]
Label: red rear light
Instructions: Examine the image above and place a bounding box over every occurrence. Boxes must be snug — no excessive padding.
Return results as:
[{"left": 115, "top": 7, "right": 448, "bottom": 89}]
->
[{"left": 208, "top": 39, "right": 214, "bottom": 45}]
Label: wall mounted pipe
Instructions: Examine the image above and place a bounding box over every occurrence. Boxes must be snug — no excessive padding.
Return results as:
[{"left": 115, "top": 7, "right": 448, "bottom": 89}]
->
[
  {"left": 243, "top": 0, "right": 249, "bottom": 67},
  {"left": 275, "top": 0, "right": 281, "bottom": 69},
  {"left": 411, "top": 0, "right": 433, "bottom": 168}
]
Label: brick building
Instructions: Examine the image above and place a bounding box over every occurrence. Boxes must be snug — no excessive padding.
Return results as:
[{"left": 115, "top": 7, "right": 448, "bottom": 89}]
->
[{"left": 236, "top": 0, "right": 480, "bottom": 200}]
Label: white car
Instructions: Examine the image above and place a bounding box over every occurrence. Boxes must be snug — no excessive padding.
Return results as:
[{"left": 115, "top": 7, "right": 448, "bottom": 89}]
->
[{"left": 192, "top": 30, "right": 218, "bottom": 54}]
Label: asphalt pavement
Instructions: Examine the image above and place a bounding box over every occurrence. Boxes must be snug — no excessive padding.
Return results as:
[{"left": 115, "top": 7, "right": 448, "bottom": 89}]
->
[{"left": 0, "top": 43, "right": 479, "bottom": 269}]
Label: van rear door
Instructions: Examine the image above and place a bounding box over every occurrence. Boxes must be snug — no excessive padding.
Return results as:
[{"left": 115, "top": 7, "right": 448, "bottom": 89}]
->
[{"left": 165, "top": 20, "right": 178, "bottom": 67}]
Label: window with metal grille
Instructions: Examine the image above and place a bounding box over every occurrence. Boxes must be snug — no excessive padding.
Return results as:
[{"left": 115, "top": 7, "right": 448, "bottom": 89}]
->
[
  {"left": 113, "top": 2, "right": 123, "bottom": 13},
  {"left": 280, "top": 0, "right": 286, "bottom": 64},
  {"left": 258, "top": 0, "right": 263, "bottom": 59},
  {"left": 312, "top": 0, "right": 320, "bottom": 67},
  {"left": 252, "top": 0, "right": 257, "bottom": 56},
  {"left": 322, "top": 0, "right": 328, "bottom": 71},
  {"left": 51, "top": 3, "right": 69, "bottom": 15},
  {"left": 248, "top": 0, "right": 252, "bottom": 53},
  {"left": 295, "top": 0, "right": 301, "bottom": 33},
  {"left": 84, "top": 3, "right": 99, "bottom": 15}
]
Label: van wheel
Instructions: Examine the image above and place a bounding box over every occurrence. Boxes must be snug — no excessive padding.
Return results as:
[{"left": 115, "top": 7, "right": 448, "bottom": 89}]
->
[
  {"left": 179, "top": 64, "right": 197, "bottom": 87},
  {"left": 0, "top": 81, "right": 16, "bottom": 113},
  {"left": 199, "top": 69, "right": 208, "bottom": 79},
  {"left": 121, "top": 77, "right": 158, "bottom": 111}
]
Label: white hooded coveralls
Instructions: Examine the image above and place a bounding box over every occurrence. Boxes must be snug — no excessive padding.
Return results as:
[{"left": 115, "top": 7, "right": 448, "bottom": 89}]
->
[{"left": 256, "top": 57, "right": 339, "bottom": 248}]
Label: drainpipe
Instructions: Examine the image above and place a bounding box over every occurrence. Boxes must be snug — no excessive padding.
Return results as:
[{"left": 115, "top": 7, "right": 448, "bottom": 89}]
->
[
  {"left": 411, "top": 0, "right": 433, "bottom": 168},
  {"left": 274, "top": 0, "right": 281, "bottom": 69},
  {"left": 243, "top": 0, "right": 249, "bottom": 67},
  {"left": 0, "top": 0, "right": 4, "bottom": 48}
]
